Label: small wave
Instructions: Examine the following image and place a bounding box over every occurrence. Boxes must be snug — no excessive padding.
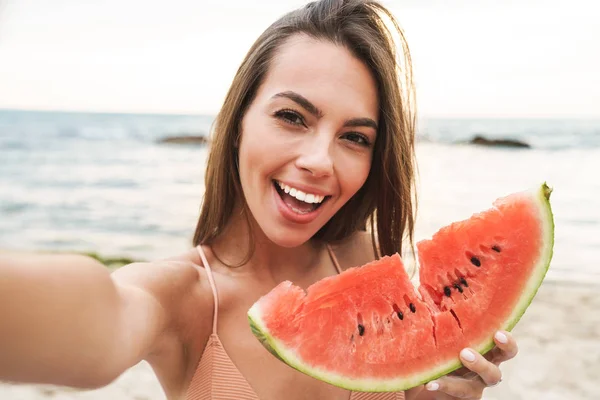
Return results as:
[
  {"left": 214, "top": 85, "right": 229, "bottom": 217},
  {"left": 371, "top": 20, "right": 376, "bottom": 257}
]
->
[
  {"left": 90, "top": 179, "right": 140, "bottom": 189},
  {"left": 0, "top": 202, "right": 33, "bottom": 214},
  {"left": 0, "top": 139, "right": 30, "bottom": 151},
  {"left": 156, "top": 133, "right": 209, "bottom": 145}
]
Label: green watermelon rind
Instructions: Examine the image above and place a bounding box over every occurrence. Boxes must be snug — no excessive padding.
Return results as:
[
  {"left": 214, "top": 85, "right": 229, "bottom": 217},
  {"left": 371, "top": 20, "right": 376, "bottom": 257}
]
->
[
  {"left": 247, "top": 305, "right": 430, "bottom": 391},
  {"left": 248, "top": 305, "right": 470, "bottom": 392},
  {"left": 247, "top": 183, "right": 554, "bottom": 392},
  {"left": 496, "top": 182, "right": 554, "bottom": 333}
]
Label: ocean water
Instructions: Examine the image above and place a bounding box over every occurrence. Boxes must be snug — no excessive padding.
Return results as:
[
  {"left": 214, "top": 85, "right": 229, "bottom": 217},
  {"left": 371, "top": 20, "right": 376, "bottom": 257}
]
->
[{"left": 1, "top": 110, "right": 598, "bottom": 285}]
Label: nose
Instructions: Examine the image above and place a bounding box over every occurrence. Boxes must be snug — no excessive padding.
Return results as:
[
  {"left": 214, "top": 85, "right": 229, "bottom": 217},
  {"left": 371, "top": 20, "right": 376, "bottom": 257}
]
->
[{"left": 294, "top": 133, "right": 334, "bottom": 178}]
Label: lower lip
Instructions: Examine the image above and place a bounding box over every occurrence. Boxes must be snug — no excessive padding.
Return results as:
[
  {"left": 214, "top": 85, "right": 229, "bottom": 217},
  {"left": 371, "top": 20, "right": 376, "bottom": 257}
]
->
[{"left": 272, "top": 183, "right": 326, "bottom": 225}]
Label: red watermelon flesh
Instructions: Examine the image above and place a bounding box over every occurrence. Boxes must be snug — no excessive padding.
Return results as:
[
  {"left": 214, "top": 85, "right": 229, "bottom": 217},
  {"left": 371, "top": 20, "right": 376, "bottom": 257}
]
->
[{"left": 248, "top": 184, "right": 554, "bottom": 392}]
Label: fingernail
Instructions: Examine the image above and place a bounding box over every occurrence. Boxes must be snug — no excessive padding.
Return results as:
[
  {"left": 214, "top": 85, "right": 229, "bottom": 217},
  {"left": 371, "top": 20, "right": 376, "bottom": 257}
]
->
[
  {"left": 495, "top": 331, "right": 508, "bottom": 344},
  {"left": 426, "top": 381, "right": 439, "bottom": 391},
  {"left": 460, "top": 348, "right": 476, "bottom": 362}
]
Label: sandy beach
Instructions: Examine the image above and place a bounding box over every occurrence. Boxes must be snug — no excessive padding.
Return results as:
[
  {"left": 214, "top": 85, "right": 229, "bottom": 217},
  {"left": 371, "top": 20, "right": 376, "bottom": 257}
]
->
[{"left": 1, "top": 281, "right": 597, "bottom": 400}]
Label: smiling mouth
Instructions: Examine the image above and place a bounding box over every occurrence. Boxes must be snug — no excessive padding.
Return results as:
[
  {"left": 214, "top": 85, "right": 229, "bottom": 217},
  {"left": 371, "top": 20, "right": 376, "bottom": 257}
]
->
[{"left": 273, "top": 180, "right": 331, "bottom": 215}]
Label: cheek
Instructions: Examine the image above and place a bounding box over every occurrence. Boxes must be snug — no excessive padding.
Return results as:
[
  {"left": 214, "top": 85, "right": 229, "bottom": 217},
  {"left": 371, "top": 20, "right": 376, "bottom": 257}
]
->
[
  {"left": 241, "top": 111, "right": 272, "bottom": 155},
  {"left": 240, "top": 134, "right": 281, "bottom": 181},
  {"left": 338, "top": 155, "right": 372, "bottom": 198},
  {"left": 239, "top": 121, "right": 294, "bottom": 181},
  {"left": 239, "top": 116, "right": 267, "bottom": 177}
]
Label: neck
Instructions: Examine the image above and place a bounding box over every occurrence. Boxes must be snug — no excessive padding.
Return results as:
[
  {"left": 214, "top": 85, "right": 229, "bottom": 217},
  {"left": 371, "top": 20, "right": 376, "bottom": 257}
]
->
[{"left": 209, "top": 205, "right": 326, "bottom": 284}]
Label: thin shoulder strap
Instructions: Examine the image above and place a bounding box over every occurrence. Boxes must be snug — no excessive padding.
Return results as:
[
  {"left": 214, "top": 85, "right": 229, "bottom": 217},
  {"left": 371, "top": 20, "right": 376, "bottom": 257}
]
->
[
  {"left": 196, "top": 245, "right": 219, "bottom": 334},
  {"left": 326, "top": 244, "right": 343, "bottom": 274}
]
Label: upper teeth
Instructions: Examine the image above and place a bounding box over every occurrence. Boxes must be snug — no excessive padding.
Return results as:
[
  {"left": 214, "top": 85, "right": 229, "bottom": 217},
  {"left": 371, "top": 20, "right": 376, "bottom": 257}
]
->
[{"left": 276, "top": 181, "right": 326, "bottom": 204}]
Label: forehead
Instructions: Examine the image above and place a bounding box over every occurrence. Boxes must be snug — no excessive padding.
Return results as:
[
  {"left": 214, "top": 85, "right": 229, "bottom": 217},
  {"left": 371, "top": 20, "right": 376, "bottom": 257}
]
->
[{"left": 258, "top": 35, "right": 379, "bottom": 120}]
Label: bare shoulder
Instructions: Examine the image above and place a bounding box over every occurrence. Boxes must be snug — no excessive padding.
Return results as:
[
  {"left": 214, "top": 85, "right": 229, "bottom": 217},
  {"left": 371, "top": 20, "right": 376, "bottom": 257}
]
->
[
  {"left": 111, "top": 248, "right": 202, "bottom": 297},
  {"left": 330, "top": 230, "right": 378, "bottom": 272},
  {"left": 110, "top": 247, "right": 214, "bottom": 334}
]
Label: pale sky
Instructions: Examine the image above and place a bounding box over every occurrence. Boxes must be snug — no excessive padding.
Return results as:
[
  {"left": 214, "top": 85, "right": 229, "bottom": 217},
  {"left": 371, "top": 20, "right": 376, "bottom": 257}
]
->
[{"left": 0, "top": 0, "right": 598, "bottom": 117}]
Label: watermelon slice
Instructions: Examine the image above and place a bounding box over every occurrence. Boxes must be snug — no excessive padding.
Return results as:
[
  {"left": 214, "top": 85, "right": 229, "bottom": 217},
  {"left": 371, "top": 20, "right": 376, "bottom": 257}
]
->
[{"left": 247, "top": 183, "right": 554, "bottom": 392}]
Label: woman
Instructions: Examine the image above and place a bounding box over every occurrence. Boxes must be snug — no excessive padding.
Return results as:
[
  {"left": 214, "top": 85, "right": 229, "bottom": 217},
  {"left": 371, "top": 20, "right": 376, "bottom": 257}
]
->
[{"left": 0, "top": 1, "right": 517, "bottom": 399}]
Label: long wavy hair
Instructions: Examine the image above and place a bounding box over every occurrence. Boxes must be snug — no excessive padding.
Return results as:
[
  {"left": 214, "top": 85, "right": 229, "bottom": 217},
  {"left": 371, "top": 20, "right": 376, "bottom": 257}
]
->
[{"left": 193, "top": 0, "right": 417, "bottom": 264}]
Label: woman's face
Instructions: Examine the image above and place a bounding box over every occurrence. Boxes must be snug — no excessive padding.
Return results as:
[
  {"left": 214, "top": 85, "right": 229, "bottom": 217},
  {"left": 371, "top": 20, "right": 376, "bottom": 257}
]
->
[{"left": 238, "top": 35, "right": 379, "bottom": 248}]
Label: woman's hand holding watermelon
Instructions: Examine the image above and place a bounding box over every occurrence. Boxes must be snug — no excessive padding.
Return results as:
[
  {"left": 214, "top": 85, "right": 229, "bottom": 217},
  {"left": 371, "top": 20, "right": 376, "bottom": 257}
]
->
[{"left": 407, "top": 330, "right": 518, "bottom": 400}]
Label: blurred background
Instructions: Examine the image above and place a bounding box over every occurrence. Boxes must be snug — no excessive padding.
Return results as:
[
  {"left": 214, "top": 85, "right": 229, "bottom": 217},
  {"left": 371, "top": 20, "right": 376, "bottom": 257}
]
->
[{"left": 0, "top": 0, "right": 598, "bottom": 399}]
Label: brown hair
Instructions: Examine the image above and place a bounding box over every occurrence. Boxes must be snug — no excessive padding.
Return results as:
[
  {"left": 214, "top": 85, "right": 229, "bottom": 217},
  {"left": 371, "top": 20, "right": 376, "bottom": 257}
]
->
[{"left": 193, "top": 0, "right": 417, "bottom": 261}]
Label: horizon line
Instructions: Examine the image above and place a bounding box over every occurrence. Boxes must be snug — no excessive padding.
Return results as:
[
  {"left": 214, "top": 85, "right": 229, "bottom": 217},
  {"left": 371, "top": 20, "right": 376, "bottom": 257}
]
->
[{"left": 1, "top": 107, "right": 599, "bottom": 120}]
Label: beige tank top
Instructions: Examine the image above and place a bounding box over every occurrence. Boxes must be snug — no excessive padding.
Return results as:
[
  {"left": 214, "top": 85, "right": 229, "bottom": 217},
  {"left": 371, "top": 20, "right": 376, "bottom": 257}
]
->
[{"left": 185, "top": 245, "right": 405, "bottom": 400}]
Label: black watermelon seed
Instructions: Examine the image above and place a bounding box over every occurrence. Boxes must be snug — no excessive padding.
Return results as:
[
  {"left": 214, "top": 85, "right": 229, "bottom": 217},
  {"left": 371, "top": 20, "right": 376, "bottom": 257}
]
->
[
  {"left": 358, "top": 324, "right": 365, "bottom": 336},
  {"left": 460, "top": 277, "right": 469, "bottom": 287},
  {"left": 492, "top": 245, "right": 501, "bottom": 252},
  {"left": 470, "top": 256, "right": 481, "bottom": 267},
  {"left": 444, "top": 286, "right": 452, "bottom": 297},
  {"left": 409, "top": 303, "right": 416, "bottom": 313},
  {"left": 397, "top": 311, "right": 404, "bottom": 320},
  {"left": 454, "top": 284, "right": 464, "bottom": 293}
]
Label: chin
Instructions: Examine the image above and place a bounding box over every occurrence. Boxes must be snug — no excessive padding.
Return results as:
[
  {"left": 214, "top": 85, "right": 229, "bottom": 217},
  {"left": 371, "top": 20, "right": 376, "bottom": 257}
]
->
[{"left": 261, "top": 224, "right": 320, "bottom": 249}]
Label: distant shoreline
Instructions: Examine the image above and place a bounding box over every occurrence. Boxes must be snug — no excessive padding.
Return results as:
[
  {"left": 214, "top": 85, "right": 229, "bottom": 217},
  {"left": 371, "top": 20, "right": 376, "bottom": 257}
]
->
[
  {"left": 2, "top": 108, "right": 600, "bottom": 121},
  {"left": 2, "top": 248, "right": 599, "bottom": 288},
  {"left": 0, "top": 249, "right": 141, "bottom": 269}
]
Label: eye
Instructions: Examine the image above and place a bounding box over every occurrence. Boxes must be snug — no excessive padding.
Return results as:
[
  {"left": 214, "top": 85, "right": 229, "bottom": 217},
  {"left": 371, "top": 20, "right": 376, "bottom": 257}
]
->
[
  {"left": 343, "top": 132, "right": 371, "bottom": 147},
  {"left": 274, "top": 109, "right": 305, "bottom": 126}
]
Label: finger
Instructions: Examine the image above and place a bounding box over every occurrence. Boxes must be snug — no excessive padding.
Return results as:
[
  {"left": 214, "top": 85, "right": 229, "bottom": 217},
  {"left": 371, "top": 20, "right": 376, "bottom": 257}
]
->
[
  {"left": 460, "top": 348, "right": 503, "bottom": 387},
  {"left": 425, "top": 393, "right": 480, "bottom": 400},
  {"left": 421, "top": 390, "right": 456, "bottom": 400},
  {"left": 404, "top": 384, "right": 425, "bottom": 400},
  {"left": 426, "top": 375, "right": 484, "bottom": 399},
  {"left": 485, "top": 330, "right": 519, "bottom": 365}
]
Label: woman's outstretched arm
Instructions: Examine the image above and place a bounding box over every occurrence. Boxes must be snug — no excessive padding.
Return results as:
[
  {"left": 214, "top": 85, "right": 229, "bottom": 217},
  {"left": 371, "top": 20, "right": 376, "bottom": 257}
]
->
[{"left": 0, "top": 252, "right": 175, "bottom": 389}]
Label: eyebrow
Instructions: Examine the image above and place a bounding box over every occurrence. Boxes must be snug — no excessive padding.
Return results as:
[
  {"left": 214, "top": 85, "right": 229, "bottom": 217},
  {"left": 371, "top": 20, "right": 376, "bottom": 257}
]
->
[
  {"left": 271, "top": 91, "right": 378, "bottom": 131},
  {"left": 343, "top": 117, "right": 378, "bottom": 131},
  {"left": 272, "top": 91, "right": 323, "bottom": 118}
]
